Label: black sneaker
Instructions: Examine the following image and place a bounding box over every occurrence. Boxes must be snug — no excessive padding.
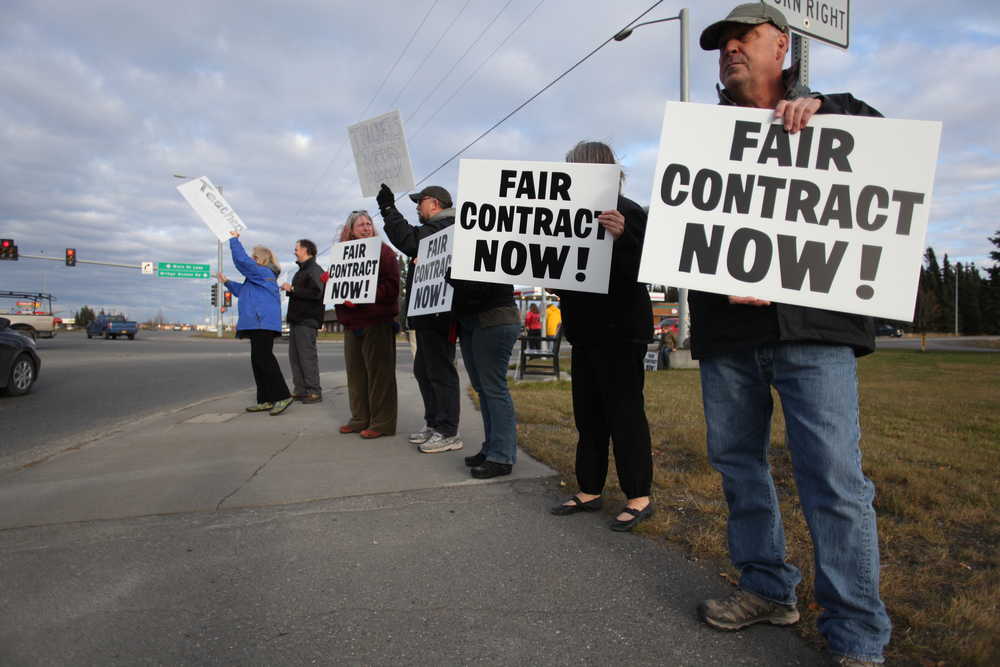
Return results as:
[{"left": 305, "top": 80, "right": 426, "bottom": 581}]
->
[
  {"left": 470, "top": 461, "right": 512, "bottom": 479},
  {"left": 464, "top": 452, "right": 486, "bottom": 467}
]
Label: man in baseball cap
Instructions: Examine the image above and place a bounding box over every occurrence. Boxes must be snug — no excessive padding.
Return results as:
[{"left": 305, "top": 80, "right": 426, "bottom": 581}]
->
[
  {"left": 699, "top": 1, "right": 789, "bottom": 51},
  {"left": 407, "top": 185, "right": 452, "bottom": 209},
  {"left": 377, "top": 182, "right": 463, "bottom": 454},
  {"left": 687, "top": 4, "right": 891, "bottom": 667}
]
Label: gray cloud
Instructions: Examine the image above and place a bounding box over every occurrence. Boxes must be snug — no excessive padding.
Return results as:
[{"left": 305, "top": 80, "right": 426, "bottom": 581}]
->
[{"left": 1, "top": 0, "right": 996, "bottom": 323}]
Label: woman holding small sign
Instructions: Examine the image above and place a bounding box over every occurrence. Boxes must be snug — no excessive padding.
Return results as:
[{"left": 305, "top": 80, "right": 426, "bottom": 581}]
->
[
  {"left": 334, "top": 211, "right": 400, "bottom": 439},
  {"left": 549, "top": 141, "right": 655, "bottom": 532},
  {"left": 218, "top": 232, "right": 294, "bottom": 416}
]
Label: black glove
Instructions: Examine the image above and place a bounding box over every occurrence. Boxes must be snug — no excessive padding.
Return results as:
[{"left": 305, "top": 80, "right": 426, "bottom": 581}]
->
[{"left": 376, "top": 183, "right": 395, "bottom": 212}]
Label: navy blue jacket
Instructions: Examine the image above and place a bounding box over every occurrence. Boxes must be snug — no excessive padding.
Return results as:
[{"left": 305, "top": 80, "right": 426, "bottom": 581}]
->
[{"left": 225, "top": 237, "right": 283, "bottom": 334}]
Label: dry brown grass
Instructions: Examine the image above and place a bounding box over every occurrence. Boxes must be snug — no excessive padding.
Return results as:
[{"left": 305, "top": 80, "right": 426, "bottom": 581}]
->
[{"left": 509, "top": 350, "right": 1000, "bottom": 666}]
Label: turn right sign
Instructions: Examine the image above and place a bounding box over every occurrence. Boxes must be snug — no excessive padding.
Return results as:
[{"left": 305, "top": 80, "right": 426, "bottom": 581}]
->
[{"left": 767, "top": 0, "right": 850, "bottom": 50}]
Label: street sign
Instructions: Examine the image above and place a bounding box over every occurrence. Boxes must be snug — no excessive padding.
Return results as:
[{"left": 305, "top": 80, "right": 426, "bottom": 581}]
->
[
  {"left": 157, "top": 262, "right": 210, "bottom": 279},
  {"left": 141, "top": 261, "right": 154, "bottom": 275},
  {"left": 766, "top": 0, "right": 850, "bottom": 49}
]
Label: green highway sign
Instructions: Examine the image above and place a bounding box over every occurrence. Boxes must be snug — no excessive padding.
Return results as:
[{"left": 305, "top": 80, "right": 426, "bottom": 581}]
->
[{"left": 158, "top": 262, "right": 211, "bottom": 279}]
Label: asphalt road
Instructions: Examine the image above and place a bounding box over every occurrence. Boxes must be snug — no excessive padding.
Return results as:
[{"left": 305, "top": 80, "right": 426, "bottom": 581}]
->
[{"left": 0, "top": 329, "right": 404, "bottom": 466}]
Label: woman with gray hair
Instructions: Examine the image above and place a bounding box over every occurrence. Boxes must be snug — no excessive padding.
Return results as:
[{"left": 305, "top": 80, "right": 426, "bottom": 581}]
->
[
  {"left": 549, "top": 141, "right": 655, "bottom": 531},
  {"left": 217, "top": 231, "right": 293, "bottom": 416},
  {"left": 334, "top": 210, "right": 400, "bottom": 439}
]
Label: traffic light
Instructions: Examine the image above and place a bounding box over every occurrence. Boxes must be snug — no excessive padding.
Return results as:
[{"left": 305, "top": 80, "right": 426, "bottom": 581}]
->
[
  {"left": 65, "top": 248, "right": 77, "bottom": 266},
  {"left": 211, "top": 284, "right": 218, "bottom": 307},
  {"left": 223, "top": 291, "right": 232, "bottom": 307},
  {"left": 0, "top": 239, "right": 17, "bottom": 260}
]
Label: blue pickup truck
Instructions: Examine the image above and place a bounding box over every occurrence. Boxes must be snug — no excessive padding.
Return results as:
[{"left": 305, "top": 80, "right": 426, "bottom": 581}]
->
[{"left": 87, "top": 314, "right": 138, "bottom": 340}]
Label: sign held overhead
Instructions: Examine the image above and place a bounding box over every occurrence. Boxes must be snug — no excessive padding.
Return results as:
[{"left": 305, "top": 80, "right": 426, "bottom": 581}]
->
[
  {"left": 348, "top": 110, "right": 416, "bottom": 197},
  {"left": 176, "top": 176, "right": 248, "bottom": 242}
]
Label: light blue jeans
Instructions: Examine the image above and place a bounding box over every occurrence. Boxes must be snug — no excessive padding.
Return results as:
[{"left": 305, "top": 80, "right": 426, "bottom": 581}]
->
[
  {"left": 700, "top": 342, "right": 890, "bottom": 663},
  {"left": 457, "top": 318, "right": 520, "bottom": 465}
]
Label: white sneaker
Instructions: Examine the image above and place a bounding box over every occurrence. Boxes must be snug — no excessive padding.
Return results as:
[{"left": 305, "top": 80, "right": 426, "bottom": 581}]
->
[
  {"left": 408, "top": 427, "right": 434, "bottom": 444},
  {"left": 419, "top": 433, "right": 464, "bottom": 454}
]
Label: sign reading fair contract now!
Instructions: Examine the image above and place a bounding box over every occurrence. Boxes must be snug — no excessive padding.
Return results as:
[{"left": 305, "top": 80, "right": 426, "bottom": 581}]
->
[
  {"left": 323, "top": 237, "right": 382, "bottom": 306},
  {"left": 638, "top": 102, "right": 942, "bottom": 322},
  {"left": 451, "top": 159, "right": 620, "bottom": 294}
]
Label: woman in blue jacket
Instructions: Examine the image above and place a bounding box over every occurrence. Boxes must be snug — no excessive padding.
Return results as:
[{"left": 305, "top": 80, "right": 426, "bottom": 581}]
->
[{"left": 217, "top": 231, "right": 293, "bottom": 416}]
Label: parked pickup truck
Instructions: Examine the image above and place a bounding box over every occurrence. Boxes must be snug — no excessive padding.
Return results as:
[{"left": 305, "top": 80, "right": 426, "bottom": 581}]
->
[
  {"left": 87, "top": 315, "right": 138, "bottom": 340},
  {"left": 0, "top": 291, "right": 58, "bottom": 341}
]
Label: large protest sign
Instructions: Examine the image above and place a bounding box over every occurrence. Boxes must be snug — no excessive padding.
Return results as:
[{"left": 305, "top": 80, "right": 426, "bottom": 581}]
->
[
  {"left": 323, "top": 237, "right": 382, "bottom": 306},
  {"left": 451, "top": 159, "right": 620, "bottom": 293},
  {"left": 347, "top": 110, "right": 415, "bottom": 197},
  {"left": 176, "top": 176, "right": 248, "bottom": 242},
  {"left": 408, "top": 227, "right": 454, "bottom": 317},
  {"left": 638, "top": 102, "right": 942, "bottom": 322}
]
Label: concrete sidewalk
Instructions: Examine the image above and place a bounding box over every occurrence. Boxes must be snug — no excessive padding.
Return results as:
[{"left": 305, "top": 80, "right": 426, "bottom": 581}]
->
[{"left": 0, "top": 369, "right": 821, "bottom": 665}]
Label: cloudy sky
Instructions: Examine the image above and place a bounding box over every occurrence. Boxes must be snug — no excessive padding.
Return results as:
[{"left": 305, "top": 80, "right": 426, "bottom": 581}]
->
[{"left": 2, "top": 0, "right": 997, "bottom": 324}]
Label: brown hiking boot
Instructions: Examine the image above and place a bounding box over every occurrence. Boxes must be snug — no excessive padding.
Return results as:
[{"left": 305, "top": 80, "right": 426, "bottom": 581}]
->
[{"left": 698, "top": 588, "right": 800, "bottom": 631}]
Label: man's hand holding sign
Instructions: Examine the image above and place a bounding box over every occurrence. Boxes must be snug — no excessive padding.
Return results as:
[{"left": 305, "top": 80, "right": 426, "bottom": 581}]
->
[{"left": 638, "top": 103, "right": 941, "bottom": 321}]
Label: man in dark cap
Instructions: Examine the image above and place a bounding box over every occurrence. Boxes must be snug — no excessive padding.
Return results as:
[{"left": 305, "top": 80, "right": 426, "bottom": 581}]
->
[
  {"left": 690, "top": 4, "right": 890, "bottom": 666},
  {"left": 377, "top": 183, "right": 462, "bottom": 454}
]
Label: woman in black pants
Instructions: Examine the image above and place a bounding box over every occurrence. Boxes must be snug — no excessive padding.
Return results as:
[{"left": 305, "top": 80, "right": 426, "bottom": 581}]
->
[
  {"left": 218, "top": 231, "right": 293, "bottom": 416},
  {"left": 549, "top": 141, "right": 654, "bottom": 531}
]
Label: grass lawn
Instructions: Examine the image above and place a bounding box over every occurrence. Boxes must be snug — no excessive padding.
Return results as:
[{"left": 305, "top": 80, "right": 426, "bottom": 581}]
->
[{"left": 509, "top": 349, "right": 999, "bottom": 666}]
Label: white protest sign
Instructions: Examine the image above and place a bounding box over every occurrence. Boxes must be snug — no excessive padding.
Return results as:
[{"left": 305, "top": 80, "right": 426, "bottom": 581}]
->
[
  {"left": 408, "top": 227, "right": 454, "bottom": 317},
  {"left": 347, "top": 110, "right": 415, "bottom": 197},
  {"left": 176, "top": 176, "right": 248, "bottom": 242},
  {"left": 323, "top": 237, "right": 382, "bottom": 306},
  {"left": 638, "top": 102, "right": 942, "bottom": 322},
  {"left": 451, "top": 159, "right": 619, "bottom": 293}
]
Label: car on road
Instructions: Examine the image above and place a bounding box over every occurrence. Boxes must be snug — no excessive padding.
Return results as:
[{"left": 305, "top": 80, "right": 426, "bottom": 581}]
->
[
  {"left": 87, "top": 314, "right": 139, "bottom": 340},
  {"left": 0, "top": 290, "right": 58, "bottom": 340},
  {"left": 876, "top": 323, "right": 904, "bottom": 337},
  {"left": 0, "top": 317, "right": 41, "bottom": 396}
]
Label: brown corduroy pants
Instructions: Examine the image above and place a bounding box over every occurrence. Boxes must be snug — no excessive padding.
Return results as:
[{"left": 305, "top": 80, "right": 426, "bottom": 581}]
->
[{"left": 343, "top": 321, "right": 398, "bottom": 434}]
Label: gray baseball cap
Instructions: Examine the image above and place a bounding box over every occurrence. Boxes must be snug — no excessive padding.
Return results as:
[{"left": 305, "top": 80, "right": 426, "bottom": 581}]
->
[
  {"left": 408, "top": 185, "right": 453, "bottom": 208},
  {"left": 700, "top": 2, "right": 790, "bottom": 50}
]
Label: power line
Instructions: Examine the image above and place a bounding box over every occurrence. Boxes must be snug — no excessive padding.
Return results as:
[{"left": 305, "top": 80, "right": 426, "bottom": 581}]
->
[
  {"left": 294, "top": 0, "right": 442, "bottom": 219},
  {"left": 404, "top": 0, "right": 517, "bottom": 125},
  {"left": 406, "top": 0, "right": 665, "bottom": 192},
  {"left": 409, "top": 0, "right": 546, "bottom": 142},
  {"left": 388, "top": 0, "right": 474, "bottom": 110}
]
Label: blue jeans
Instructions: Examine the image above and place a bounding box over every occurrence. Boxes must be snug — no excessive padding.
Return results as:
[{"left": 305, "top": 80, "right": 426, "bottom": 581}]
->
[
  {"left": 700, "top": 342, "right": 890, "bottom": 663},
  {"left": 458, "top": 318, "right": 520, "bottom": 465}
]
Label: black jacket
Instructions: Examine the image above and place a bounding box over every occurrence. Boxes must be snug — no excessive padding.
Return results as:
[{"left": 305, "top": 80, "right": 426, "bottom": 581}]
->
[
  {"left": 447, "top": 276, "right": 516, "bottom": 319},
  {"left": 554, "top": 195, "right": 653, "bottom": 346},
  {"left": 380, "top": 206, "right": 454, "bottom": 333},
  {"left": 689, "top": 79, "right": 882, "bottom": 360},
  {"left": 285, "top": 256, "right": 325, "bottom": 327}
]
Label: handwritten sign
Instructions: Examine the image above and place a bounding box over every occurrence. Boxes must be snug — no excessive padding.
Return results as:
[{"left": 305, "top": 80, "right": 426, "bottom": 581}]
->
[
  {"left": 323, "top": 237, "right": 382, "bottom": 306},
  {"left": 347, "top": 110, "right": 415, "bottom": 197},
  {"left": 176, "top": 176, "right": 248, "bottom": 242}
]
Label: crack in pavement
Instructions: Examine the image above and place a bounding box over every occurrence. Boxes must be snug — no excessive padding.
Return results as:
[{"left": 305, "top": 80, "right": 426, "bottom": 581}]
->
[{"left": 215, "top": 431, "right": 303, "bottom": 511}]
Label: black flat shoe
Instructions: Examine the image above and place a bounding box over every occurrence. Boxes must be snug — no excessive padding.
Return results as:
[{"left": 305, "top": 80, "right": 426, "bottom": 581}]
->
[
  {"left": 609, "top": 504, "right": 653, "bottom": 532},
  {"left": 470, "top": 461, "right": 512, "bottom": 479},
  {"left": 464, "top": 452, "right": 486, "bottom": 467},
  {"left": 550, "top": 495, "right": 603, "bottom": 516}
]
